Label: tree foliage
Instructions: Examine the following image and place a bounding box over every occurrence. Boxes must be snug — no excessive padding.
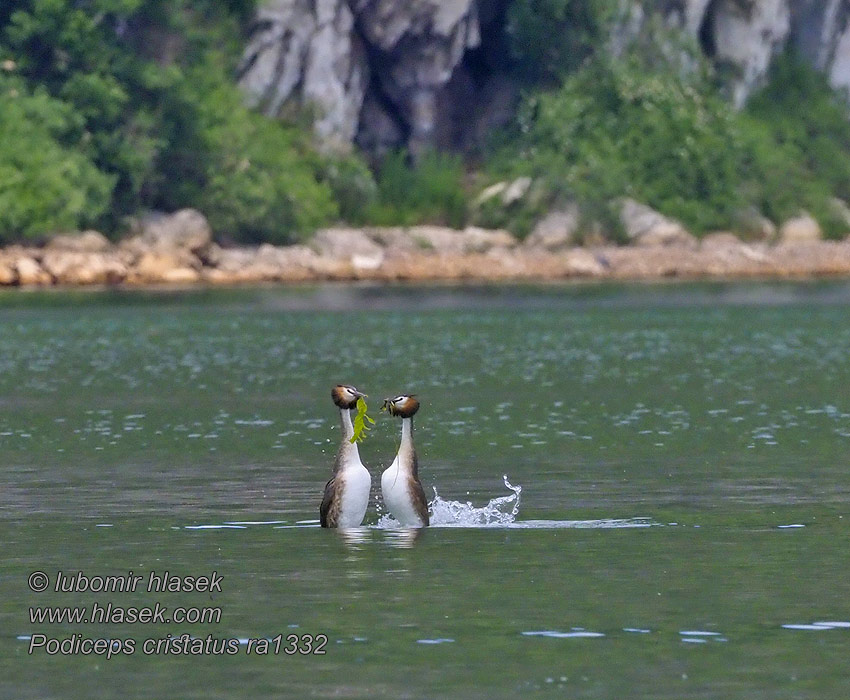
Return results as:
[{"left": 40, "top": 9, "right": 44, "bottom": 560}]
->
[
  {"left": 0, "top": 0, "right": 339, "bottom": 242},
  {"left": 487, "top": 48, "right": 850, "bottom": 239},
  {"left": 0, "top": 75, "right": 114, "bottom": 241}
]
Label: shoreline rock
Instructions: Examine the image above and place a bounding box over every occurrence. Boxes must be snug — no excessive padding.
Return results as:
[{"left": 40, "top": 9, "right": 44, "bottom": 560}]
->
[{"left": 2, "top": 209, "right": 850, "bottom": 289}]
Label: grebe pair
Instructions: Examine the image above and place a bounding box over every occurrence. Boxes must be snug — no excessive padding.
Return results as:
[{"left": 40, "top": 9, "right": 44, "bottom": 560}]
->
[{"left": 319, "top": 384, "right": 428, "bottom": 529}]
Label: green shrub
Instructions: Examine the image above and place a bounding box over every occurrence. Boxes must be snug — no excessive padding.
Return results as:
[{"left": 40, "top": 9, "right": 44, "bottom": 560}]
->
[
  {"left": 487, "top": 47, "right": 850, "bottom": 240},
  {"left": 0, "top": 0, "right": 335, "bottom": 243},
  {"left": 0, "top": 77, "right": 114, "bottom": 242},
  {"left": 365, "top": 150, "right": 469, "bottom": 228},
  {"left": 489, "top": 55, "right": 750, "bottom": 236},
  {"left": 744, "top": 53, "right": 850, "bottom": 238},
  {"left": 174, "top": 65, "right": 337, "bottom": 244},
  {"left": 315, "top": 154, "right": 378, "bottom": 225}
]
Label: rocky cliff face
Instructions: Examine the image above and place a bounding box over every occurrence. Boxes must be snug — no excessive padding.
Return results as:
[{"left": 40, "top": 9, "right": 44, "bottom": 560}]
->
[
  {"left": 237, "top": 0, "right": 368, "bottom": 148},
  {"left": 238, "top": 0, "right": 850, "bottom": 155},
  {"left": 790, "top": 0, "right": 850, "bottom": 92}
]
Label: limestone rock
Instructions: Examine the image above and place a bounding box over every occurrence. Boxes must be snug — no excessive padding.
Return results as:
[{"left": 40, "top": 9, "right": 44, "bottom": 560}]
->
[
  {"left": 790, "top": 0, "right": 850, "bottom": 93},
  {"left": 474, "top": 182, "right": 508, "bottom": 207},
  {"left": 46, "top": 230, "right": 111, "bottom": 253},
  {"left": 706, "top": 0, "right": 792, "bottom": 108},
  {"left": 371, "top": 225, "right": 513, "bottom": 255},
  {"left": 619, "top": 199, "right": 697, "bottom": 248},
  {"left": 0, "top": 256, "right": 17, "bottom": 285},
  {"left": 237, "top": 0, "right": 368, "bottom": 147},
  {"left": 129, "top": 251, "right": 201, "bottom": 284},
  {"left": 126, "top": 209, "right": 212, "bottom": 256},
  {"left": 41, "top": 251, "right": 127, "bottom": 285},
  {"left": 15, "top": 257, "right": 51, "bottom": 285},
  {"left": 204, "top": 246, "right": 275, "bottom": 283},
  {"left": 476, "top": 177, "right": 533, "bottom": 207},
  {"left": 351, "top": 0, "right": 480, "bottom": 154},
  {"left": 564, "top": 248, "right": 606, "bottom": 276},
  {"left": 732, "top": 207, "right": 778, "bottom": 240},
  {"left": 355, "top": 91, "right": 406, "bottom": 156},
  {"left": 501, "top": 177, "right": 532, "bottom": 206},
  {"left": 779, "top": 213, "right": 823, "bottom": 243},
  {"left": 525, "top": 206, "right": 580, "bottom": 250},
  {"left": 206, "top": 243, "right": 328, "bottom": 282},
  {"left": 311, "top": 227, "right": 386, "bottom": 269},
  {"left": 700, "top": 232, "right": 744, "bottom": 250},
  {"left": 460, "top": 226, "right": 516, "bottom": 251}
]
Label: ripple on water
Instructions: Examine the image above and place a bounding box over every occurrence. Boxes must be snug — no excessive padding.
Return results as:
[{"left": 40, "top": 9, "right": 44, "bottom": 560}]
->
[
  {"left": 184, "top": 524, "right": 247, "bottom": 530},
  {"left": 783, "top": 621, "right": 850, "bottom": 631},
  {"left": 522, "top": 630, "right": 605, "bottom": 639}
]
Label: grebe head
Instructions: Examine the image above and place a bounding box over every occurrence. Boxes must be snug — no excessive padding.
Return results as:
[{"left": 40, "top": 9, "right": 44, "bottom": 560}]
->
[
  {"left": 332, "top": 384, "right": 365, "bottom": 410},
  {"left": 382, "top": 394, "right": 420, "bottom": 418}
]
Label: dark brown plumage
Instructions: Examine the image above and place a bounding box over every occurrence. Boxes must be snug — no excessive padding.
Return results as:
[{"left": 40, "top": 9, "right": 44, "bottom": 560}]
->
[
  {"left": 408, "top": 469, "right": 430, "bottom": 526},
  {"left": 319, "top": 477, "right": 340, "bottom": 528}
]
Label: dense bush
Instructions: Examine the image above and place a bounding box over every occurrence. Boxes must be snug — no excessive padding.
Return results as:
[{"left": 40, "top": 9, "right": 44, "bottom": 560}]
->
[
  {"left": 486, "top": 48, "right": 850, "bottom": 240},
  {"left": 0, "top": 76, "right": 114, "bottom": 242},
  {"left": 0, "top": 0, "right": 339, "bottom": 243},
  {"left": 488, "top": 54, "right": 749, "bottom": 236},
  {"left": 164, "top": 64, "right": 338, "bottom": 244},
  {"left": 364, "top": 150, "right": 469, "bottom": 229},
  {"left": 742, "top": 54, "right": 850, "bottom": 237}
]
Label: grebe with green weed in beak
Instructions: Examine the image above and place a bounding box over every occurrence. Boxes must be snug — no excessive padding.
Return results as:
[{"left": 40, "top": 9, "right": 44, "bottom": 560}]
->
[{"left": 320, "top": 385, "right": 371, "bottom": 528}]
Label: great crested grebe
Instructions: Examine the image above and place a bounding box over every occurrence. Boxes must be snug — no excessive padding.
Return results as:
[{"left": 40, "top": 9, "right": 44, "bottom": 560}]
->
[
  {"left": 381, "top": 394, "right": 429, "bottom": 527},
  {"left": 319, "top": 384, "right": 371, "bottom": 528}
]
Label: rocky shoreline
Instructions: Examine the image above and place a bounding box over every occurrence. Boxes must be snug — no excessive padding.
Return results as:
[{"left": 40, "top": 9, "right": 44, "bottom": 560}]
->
[{"left": 2, "top": 209, "right": 850, "bottom": 289}]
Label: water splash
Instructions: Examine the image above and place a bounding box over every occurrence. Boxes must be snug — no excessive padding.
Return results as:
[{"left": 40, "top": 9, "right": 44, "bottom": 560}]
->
[{"left": 376, "top": 474, "right": 522, "bottom": 528}]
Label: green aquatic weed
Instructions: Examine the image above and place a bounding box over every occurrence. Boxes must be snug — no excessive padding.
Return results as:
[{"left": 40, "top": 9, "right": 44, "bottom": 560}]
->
[{"left": 349, "top": 397, "right": 375, "bottom": 444}]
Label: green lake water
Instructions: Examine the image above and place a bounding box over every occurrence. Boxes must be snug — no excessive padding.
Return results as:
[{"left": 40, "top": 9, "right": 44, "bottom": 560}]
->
[{"left": 1, "top": 282, "right": 849, "bottom": 698}]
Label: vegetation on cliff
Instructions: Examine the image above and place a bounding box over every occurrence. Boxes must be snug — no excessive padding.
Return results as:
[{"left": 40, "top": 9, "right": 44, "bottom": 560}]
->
[
  {"left": 2, "top": 0, "right": 850, "bottom": 245},
  {"left": 485, "top": 45, "right": 850, "bottom": 240},
  {"left": 0, "top": 0, "right": 337, "bottom": 244}
]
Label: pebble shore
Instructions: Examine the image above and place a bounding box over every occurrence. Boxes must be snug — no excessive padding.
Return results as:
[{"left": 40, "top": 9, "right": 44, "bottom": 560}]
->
[{"left": 2, "top": 211, "right": 850, "bottom": 288}]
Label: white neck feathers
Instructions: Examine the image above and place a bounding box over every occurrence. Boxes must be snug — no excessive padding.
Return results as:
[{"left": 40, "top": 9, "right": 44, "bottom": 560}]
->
[
  {"left": 397, "top": 418, "right": 415, "bottom": 470},
  {"left": 336, "top": 408, "right": 361, "bottom": 469}
]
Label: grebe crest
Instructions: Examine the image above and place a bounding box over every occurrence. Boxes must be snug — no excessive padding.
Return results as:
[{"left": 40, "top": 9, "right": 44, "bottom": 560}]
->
[
  {"left": 332, "top": 384, "right": 365, "bottom": 410},
  {"left": 382, "top": 394, "right": 419, "bottom": 419}
]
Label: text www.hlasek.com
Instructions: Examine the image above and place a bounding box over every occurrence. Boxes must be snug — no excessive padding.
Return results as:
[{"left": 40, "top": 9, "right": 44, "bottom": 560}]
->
[{"left": 30, "top": 602, "right": 221, "bottom": 625}]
